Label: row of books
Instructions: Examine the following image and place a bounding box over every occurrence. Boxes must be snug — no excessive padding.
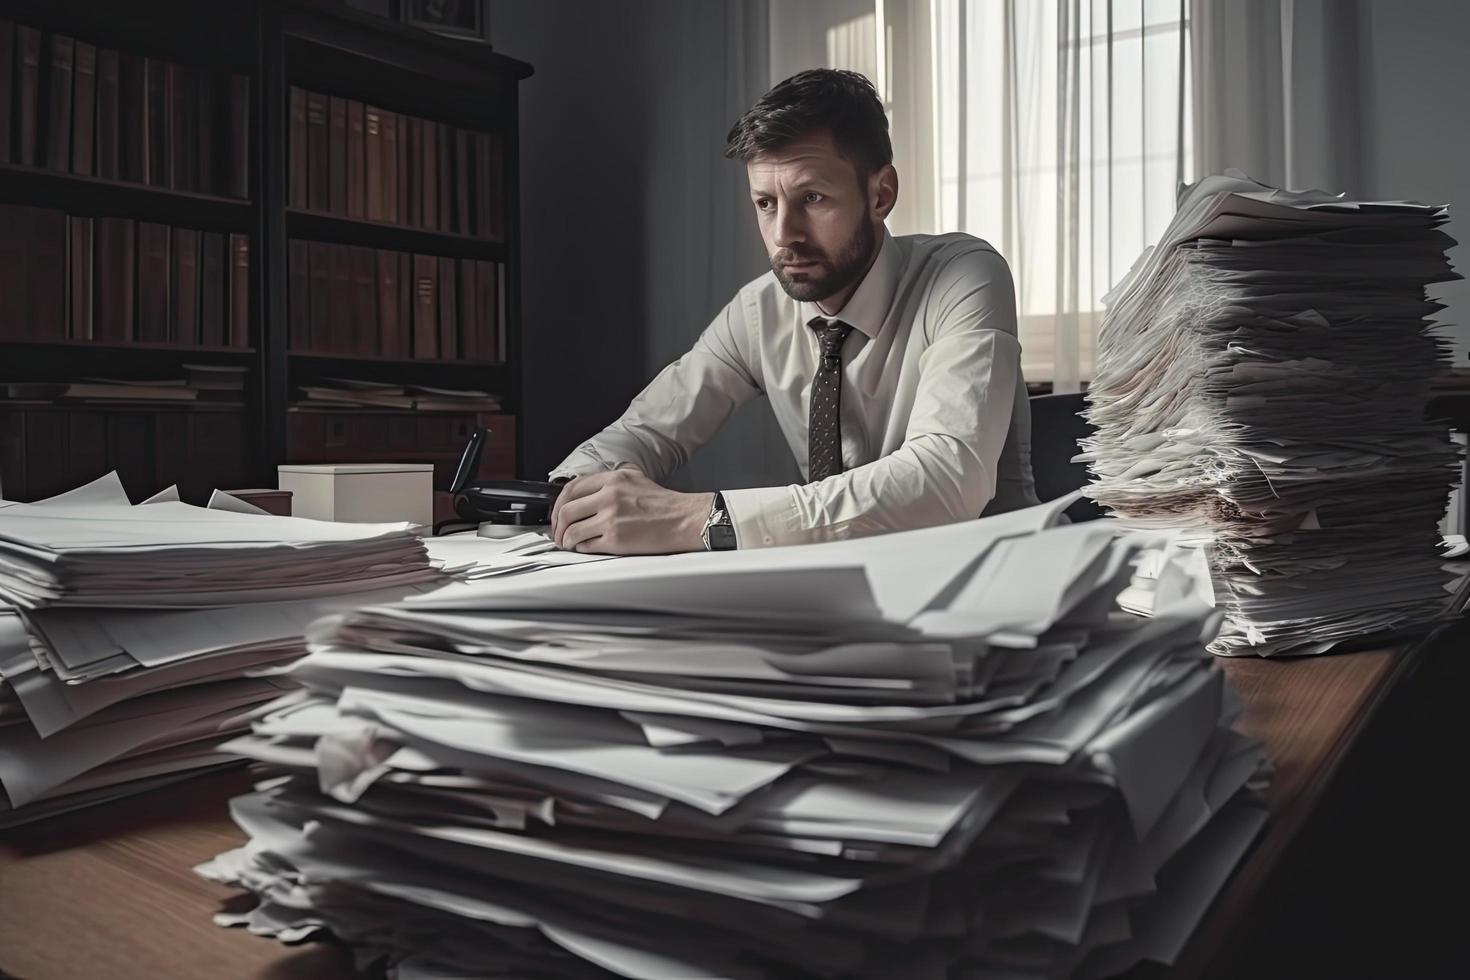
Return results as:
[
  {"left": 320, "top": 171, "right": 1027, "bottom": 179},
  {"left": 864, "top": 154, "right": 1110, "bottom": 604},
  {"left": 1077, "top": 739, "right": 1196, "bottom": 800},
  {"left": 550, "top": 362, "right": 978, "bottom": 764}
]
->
[
  {"left": 2, "top": 364, "right": 247, "bottom": 406},
  {"left": 0, "top": 405, "right": 249, "bottom": 504},
  {"left": 289, "top": 86, "right": 502, "bottom": 238},
  {"left": 0, "top": 204, "right": 251, "bottom": 348},
  {"left": 0, "top": 20, "right": 250, "bottom": 196},
  {"left": 288, "top": 240, "right": 500, "bottom": 362},
  {"left": 295, "top": 378, "right": 502, "bottom": 412}
]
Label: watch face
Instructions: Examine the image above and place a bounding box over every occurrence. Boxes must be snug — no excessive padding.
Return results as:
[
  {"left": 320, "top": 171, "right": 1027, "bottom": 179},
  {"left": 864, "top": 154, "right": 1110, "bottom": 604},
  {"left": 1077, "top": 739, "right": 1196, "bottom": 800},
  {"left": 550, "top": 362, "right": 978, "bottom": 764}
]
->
[{"left": 710, "top": 523, "right": 738, "bottom": 550}]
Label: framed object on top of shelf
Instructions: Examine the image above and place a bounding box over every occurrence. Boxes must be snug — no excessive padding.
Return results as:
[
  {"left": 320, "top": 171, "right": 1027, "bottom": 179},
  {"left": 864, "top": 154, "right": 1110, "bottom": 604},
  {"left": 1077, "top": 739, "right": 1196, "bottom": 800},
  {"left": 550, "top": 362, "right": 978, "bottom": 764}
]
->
[{"left": 401, "top": 0, "right": 488, "bottom": 44}]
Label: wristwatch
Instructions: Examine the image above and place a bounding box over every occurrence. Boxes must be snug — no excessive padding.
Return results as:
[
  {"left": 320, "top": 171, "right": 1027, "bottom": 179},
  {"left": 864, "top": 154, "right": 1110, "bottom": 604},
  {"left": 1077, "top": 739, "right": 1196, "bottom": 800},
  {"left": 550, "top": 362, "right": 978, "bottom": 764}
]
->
[{"left": 702, "top": 492, "right": 738, "bottom": 551}]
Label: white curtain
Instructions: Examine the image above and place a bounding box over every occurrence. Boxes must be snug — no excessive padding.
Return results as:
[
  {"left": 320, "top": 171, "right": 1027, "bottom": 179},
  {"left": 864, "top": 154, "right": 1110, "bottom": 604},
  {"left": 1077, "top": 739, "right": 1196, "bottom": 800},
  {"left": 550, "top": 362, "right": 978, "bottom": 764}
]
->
[
  {"left": 760, "top": 2, "right": 1196, "bottom": 393},
  {"left": 1191, "top": 0, "right": 1363, "bottom": 195},
  {"left": 899, "top": 0, "right": 1195, "bottom": 392}
]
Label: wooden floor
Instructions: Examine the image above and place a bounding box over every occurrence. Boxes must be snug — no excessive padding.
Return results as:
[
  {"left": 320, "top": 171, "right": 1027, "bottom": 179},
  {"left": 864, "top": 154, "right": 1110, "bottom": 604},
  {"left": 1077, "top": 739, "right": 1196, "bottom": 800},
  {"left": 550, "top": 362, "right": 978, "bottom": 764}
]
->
[{"left": 2, "top": 625, "right": 1467, "bottom": 980}]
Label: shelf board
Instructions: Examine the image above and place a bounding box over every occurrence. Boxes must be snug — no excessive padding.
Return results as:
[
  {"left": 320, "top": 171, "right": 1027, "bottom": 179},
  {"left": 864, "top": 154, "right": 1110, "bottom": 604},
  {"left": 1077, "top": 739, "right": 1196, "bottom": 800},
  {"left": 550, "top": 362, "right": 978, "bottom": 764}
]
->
[
  {"left": 0, "top": 401, "right": 247, "bottom": 413},
  {"left": 289, "top": 350, "right": 505, "bottom": 368},
  {"left": 0, "top": 164, "right": 253, "bottom": 230},
  {"left": 1, "top": 338, "right": 255, "bottom": 355},
  {"left": 286, "top": 209, "right": 506, "bottom": 260}
]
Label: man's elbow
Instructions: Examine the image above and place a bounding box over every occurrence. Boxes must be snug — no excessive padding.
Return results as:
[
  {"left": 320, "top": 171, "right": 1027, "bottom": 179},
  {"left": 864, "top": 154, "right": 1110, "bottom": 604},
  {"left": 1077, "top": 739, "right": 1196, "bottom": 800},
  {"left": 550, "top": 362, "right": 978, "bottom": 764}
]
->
[{"left": 872, "top": 434, "right": 995, "bottom": 530}]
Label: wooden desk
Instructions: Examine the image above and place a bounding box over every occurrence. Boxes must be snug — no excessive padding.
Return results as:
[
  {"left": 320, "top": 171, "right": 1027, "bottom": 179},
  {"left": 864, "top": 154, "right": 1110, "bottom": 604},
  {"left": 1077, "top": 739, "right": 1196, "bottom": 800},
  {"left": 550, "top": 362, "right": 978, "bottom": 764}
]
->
[
  {"left": 1169, "top": 643, "right": 1420, "bottom": 978},
  {"left": 0, "top": 638, "right": 1437, "bottom": 980},
  {"left": 0, "top": 768, "right": 358, "bottom": 980}
]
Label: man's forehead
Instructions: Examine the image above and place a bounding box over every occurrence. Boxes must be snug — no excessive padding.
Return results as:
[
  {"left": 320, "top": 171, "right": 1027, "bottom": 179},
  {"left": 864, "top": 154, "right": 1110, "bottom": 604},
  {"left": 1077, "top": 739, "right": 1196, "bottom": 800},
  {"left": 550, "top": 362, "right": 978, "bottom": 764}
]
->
[{"left": 746, "top": 137, "right": 851, "bottom": 185}]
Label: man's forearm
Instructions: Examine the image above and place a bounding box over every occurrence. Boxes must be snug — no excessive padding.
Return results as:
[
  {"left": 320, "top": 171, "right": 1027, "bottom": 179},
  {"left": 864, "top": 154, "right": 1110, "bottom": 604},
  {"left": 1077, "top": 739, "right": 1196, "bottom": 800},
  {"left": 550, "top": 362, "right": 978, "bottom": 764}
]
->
[{"left": 722, "top": 433, "right": 996, "bottom": 549}]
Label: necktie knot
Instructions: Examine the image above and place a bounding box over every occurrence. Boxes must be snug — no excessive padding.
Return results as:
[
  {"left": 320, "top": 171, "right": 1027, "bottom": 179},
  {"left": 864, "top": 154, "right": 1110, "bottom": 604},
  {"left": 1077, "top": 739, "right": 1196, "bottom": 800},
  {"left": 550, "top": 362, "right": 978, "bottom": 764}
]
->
[{"left": 808, "top": 317, "right": 853, "bottom": 370}]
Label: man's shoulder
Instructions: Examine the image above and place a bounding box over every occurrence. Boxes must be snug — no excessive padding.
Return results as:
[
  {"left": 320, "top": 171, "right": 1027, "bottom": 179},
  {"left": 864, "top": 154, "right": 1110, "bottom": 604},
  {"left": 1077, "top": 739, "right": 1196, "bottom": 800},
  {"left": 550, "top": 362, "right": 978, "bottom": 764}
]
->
[{"left": 897, "top": 231, "right": 1008, "bottom": 276}]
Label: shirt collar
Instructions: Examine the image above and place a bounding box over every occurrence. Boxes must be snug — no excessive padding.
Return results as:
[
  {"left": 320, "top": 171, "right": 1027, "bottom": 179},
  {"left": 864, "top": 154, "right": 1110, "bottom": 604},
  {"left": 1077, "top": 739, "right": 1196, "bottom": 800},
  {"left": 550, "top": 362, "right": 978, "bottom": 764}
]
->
[{"left": 800, "top": 226, "right": 898, "bottom": 340}]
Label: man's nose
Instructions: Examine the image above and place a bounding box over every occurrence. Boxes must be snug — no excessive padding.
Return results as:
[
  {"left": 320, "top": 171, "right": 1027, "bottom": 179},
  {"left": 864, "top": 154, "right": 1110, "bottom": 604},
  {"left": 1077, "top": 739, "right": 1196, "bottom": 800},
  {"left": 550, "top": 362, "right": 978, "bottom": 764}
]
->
[{"left": 772, "top": 203, "right": 805, "bottom": 249}]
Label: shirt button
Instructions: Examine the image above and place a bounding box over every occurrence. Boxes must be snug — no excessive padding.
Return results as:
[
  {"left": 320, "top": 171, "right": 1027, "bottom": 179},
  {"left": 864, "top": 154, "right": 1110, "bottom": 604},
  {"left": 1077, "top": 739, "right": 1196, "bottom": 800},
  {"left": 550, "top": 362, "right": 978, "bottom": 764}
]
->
[{"left": 763, "top": 535, "right": 773, "bottom": 545}]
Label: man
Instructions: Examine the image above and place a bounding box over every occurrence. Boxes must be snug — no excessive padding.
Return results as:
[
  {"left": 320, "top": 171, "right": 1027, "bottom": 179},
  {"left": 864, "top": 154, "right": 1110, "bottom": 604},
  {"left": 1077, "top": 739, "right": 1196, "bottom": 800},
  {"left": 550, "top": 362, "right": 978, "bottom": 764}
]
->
[{"left": 549, "top": 68, "right": 1035, "bottom": 553}]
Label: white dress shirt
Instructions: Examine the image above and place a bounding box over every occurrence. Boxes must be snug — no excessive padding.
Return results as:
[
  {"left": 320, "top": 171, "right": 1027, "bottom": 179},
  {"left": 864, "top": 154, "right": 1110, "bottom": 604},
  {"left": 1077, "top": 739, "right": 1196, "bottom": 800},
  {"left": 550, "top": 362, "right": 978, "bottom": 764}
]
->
[{"left": 550, "top": 228, "right": 1038, "bottom": 548}]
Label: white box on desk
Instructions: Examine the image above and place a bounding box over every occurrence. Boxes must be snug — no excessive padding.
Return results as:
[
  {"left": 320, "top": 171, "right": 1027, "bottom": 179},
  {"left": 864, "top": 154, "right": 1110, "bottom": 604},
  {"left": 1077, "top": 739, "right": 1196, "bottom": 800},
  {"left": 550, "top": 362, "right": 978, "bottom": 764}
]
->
[{"left": 277, "top": 463, "right": 434, "bottom": 526}]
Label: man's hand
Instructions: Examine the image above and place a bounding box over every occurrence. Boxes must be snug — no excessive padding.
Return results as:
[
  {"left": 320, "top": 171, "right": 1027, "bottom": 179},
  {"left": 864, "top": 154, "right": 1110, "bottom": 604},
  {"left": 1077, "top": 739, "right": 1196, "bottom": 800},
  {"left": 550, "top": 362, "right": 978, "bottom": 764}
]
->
[{"left": 549, "top": 469, "right": 715, "bottom": 555}]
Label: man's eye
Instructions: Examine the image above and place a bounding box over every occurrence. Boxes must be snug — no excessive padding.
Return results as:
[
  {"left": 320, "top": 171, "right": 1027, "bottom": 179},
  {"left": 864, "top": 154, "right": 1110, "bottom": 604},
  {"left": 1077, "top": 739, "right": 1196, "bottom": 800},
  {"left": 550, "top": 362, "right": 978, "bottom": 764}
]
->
[
  {"left": 755, "top": 199, "right": 773, "bottom": 211},
  {"left": 805, "top": 192, "right": 823, "bottom": 204}
]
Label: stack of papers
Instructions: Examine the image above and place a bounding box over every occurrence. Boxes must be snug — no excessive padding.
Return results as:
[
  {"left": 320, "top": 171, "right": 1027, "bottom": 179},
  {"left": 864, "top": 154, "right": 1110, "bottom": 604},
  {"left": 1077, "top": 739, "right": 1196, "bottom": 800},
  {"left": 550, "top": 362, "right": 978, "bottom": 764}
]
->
[
  {"left": 1080, "top": 170, "right": 1462, "bottom": 656},
  {"left": 200, "top": 495, "right": 1268, "bottom": 979},
  {"left": 0, "top": 473, "right": 440, "bottom": 826}
]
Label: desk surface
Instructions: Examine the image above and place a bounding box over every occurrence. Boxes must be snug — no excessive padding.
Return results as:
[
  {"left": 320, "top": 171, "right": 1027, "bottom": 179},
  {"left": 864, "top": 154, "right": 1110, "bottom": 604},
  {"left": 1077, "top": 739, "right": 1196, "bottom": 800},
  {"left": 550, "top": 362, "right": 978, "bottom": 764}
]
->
[{"left": 0, "top": 644, "right": 1419, "bottom": 980}]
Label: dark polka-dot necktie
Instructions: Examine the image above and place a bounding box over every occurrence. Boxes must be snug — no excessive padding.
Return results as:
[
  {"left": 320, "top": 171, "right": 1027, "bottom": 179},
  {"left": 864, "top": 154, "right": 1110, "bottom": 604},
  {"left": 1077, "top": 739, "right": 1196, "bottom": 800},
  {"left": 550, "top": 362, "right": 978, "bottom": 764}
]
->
[{"left": 807, "top": 316, "right": 853, "bottom": 483}]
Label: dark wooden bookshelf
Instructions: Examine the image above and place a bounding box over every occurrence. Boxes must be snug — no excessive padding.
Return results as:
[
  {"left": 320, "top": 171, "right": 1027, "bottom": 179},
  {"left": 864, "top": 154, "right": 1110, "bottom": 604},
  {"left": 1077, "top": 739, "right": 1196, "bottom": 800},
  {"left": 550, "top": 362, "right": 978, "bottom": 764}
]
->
[
  {"left": 0, "top": 0, "right": 531, "bottom": 504},
  {"left": 0, "top": 163, "right": 252, "bottom": 229},
  {"left": 286, "top": 208, "right": 507, "bottom": 260}
]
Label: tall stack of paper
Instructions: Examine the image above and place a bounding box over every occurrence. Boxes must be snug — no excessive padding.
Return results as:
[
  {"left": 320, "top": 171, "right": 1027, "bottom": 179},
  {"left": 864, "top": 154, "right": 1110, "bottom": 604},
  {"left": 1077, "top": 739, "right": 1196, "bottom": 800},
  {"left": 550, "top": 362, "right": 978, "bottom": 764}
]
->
[
  {"left": 200, "top": 497, "right": 1268, "bottom": 979},
  {"left": 1080, "top": 170, "right": 1461, "bottom": 656},
  {"left": 0, "top": 473, "right": 439, "bottom": 826}
]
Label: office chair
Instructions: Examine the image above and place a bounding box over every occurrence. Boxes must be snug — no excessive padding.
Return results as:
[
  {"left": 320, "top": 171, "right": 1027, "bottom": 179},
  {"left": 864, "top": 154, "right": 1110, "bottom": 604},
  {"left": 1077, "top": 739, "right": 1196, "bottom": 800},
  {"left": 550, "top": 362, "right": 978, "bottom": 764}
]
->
[{"left": 1028, "top": 390, "right": 1106, "bottom": 522}]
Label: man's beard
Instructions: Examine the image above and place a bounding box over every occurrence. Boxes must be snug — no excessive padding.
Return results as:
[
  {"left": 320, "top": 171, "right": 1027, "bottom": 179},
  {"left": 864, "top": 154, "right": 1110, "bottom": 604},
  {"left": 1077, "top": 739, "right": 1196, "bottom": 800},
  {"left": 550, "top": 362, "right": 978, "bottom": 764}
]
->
[{"left": 770, "top": 217, "right": 877, "bottom": 304}]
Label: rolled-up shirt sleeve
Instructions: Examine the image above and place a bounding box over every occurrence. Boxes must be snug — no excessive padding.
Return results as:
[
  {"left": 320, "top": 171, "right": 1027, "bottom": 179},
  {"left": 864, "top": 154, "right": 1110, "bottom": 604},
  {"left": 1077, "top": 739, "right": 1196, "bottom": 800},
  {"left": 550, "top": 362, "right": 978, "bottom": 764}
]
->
[
  {"left": 722, "top": 248, "right": 1021, "bottom": 548},
  {"left": 549, "top": 299, "right": 763, "bottom": 483}
]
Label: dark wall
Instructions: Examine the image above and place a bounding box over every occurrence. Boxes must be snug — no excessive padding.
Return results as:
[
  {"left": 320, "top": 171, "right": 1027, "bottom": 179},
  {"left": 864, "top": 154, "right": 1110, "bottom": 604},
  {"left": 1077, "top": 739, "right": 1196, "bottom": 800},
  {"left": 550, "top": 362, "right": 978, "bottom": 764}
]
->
[
  {"left": 489, "top": 0, "right": 653, "bottom": 479},
  {"left": 489, "top": 0, "right": 798, "bottom": 488}
]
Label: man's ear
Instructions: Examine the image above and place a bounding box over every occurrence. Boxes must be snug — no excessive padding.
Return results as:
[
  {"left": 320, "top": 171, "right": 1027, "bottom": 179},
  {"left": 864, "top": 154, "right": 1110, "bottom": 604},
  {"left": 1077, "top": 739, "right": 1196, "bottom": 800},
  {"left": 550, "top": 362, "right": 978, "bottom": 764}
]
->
[{"left": 869, "top": 164, "right": 899, "bottom": 221}]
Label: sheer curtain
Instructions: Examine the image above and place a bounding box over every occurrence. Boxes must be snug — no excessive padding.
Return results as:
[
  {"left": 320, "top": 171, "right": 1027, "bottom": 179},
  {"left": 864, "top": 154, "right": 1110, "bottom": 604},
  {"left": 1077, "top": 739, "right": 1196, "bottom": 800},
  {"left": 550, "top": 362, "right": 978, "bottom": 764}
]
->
[
  {"left": 806, "top": 1, "right": 1187, "bottom": 392},
  {"left": 919, "top": 1, "right": 1193, "bottom": 391}
]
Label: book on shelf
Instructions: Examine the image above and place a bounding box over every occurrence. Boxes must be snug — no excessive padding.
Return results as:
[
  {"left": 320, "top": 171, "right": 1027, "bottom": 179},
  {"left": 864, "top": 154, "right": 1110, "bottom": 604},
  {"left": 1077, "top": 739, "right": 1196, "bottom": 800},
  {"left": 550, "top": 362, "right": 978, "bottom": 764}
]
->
[
  {"left": 72, "top": 41, "right": 97, "bottom": 176},
  {"left": 306, "top": 89, "right": 329, "bottom": 210},
  {"left": 377, "top": 248, "right": 403, "bottom": 358},
  {"left": 288, "top": 86, "right": 308, "bottom": 208},
  {"left": 347, "top": 100, "right": 365, "bottom": 219},
  {"left": 381, "top": 110, "right": 400, "bottom": 224},
  {"left": 0, "top": 205, "right": 66, "bottom": 342},
  {"left": 68, "top": 216, "right": 93, "bottom": 341},
  {"left": 200, "top": 232, "right": 226, "bottom": 347},
  {"left": 404, "top": 115, "right": 420, "bottom": 227},
  {"left": 437, "top": 255, "right": 457, "bottom": 360},
  {"left": 16, "top": 26, "right": 40, "bottom": 166},
  {"left": 328, "top": 241, "right": 351, "bottom": 354},
  {"left": 171, "top": 227, "right": 201, "bottom": 344},
  {"left": 145, "top": 56, "right": 167, "bottom": 186},
  {"left": 93, "top": 218, "right": 136, "bottom": 345},
  {"left": 137, "top": 221, "right": 171, "bottom": 343},
  {"left": 458, "top": 256, "right": 477, "bottom": 361},
  {"left": 349, "top": 245, "right": 376, "bottom": 355},
  {"left": 412, "top": 253, "right": 437, "bottom": 358},
  {"left": 95, "top": 47, "right": 119, "bottom": 178},
  {"left": 183, "top": 363, "right": 247, "bottom": 390},
  {"left": 307, "top": 241, "right": 331, "bottom": 352},
  {"left": 293, "top": 378, "right": 502, "bottom": 412},
  {"left": 3, "top": 381, "right": 198, "bottom": 402},
  {"left": 328, "top": 95, "right": 347, "bottom": 215},
  {"left": 118, "top": 52, "right": 145, "bottom": 181},
  {"left": 420, "top": 118, "right": 438, "bottom": 231},
  {"left": 365, "top": 105, "right": 383, "bottom": 222},
  {"left": 229, "top": 234, "right": 250, "bottom": 348},
  {"left": 289, "top": 240, "right": 309, "bottom": 351},
  {"left": 46, "top": 34, "right": 75, "bottom": 173}
]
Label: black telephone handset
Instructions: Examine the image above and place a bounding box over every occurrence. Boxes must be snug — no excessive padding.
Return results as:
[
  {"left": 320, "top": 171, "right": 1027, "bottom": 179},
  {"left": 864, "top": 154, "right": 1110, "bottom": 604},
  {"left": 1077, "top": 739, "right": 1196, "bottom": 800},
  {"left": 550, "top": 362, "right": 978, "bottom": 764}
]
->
[{"left": 450, "top": 428, "right": 562, "bottom": 529}]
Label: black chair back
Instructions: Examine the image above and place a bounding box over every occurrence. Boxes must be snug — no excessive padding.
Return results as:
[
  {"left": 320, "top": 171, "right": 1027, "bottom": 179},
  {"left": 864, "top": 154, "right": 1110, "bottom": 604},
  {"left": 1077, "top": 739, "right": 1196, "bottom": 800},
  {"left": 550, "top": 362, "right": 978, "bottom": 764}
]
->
[{"left": 1028, "top": 391, "right": 1106, "bottom": 522}]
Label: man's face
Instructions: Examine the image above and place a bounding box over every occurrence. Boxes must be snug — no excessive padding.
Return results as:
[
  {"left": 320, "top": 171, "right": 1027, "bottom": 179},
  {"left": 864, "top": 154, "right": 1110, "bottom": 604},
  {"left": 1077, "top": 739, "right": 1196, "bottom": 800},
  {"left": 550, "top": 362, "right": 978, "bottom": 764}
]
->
[{"left": 746, "top": 131, "right": 877, "bottom": 305}]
